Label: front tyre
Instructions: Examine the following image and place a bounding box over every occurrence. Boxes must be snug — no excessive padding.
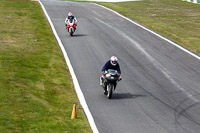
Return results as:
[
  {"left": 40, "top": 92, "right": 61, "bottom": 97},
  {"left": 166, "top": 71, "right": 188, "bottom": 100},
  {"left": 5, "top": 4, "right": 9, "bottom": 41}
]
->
[
  {"left": 107, "top": 84, "right": 113, "bottom": 99},
  {"left": 70, "top": 32, "right": 73, "bottom": 36},
  {"left": 104, "top": 84, "right": 107, "bottom": 95},
  {"left": 69, "top": 27, "right": 74, "bottom": 36}
]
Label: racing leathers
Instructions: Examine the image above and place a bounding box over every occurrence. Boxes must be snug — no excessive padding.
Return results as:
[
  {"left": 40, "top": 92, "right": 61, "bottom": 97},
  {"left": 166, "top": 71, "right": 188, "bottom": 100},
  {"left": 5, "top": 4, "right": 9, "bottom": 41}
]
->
[
  {"left": 65, "top": 15, "right": 77, "bottom": 27},
  {"left": 102, "top": 60, "right": 121, "bottom": 74},
  {"left": 100, "top": 60, "right": 121, "bottom": 87}
]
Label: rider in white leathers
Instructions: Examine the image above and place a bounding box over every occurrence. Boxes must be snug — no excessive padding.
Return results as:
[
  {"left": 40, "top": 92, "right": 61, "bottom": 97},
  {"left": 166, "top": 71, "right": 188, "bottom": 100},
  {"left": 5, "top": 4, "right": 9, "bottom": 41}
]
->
[{"left": 65, "top": 12, "right": 77, "bottom": 27}]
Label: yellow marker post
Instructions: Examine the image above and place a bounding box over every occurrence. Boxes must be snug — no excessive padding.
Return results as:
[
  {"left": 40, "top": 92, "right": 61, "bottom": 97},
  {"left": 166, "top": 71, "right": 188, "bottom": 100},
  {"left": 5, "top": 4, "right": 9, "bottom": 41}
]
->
[{"left": 71, "top": 104, "right": 77, "bottom": 119}]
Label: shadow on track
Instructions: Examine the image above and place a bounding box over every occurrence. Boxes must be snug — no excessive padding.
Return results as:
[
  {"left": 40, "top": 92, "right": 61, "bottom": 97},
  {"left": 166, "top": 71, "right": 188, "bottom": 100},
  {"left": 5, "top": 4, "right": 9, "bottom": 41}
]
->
[
  {"left": 111, "top": 93, "right": 146, "bottom": 100},
  {"left": 72, "top": 34, "right": 87, "bottom": 37}
]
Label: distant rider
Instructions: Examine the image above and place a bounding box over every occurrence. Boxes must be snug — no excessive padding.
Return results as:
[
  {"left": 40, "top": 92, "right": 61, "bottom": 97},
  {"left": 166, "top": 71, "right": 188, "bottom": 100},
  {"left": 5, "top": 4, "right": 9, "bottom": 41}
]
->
[
  {"left": 100, "top": 56, "right": 121, "bottom": 86},
  {"left": 65, "top": 12, "right": 77, "bottom": 27}
]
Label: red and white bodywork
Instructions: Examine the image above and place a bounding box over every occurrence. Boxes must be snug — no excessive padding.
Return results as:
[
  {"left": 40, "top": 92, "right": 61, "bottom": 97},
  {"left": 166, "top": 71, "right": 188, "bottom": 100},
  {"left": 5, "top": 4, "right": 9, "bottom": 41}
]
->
[{"left": 66, "top": 19, "right": 76, "bottom": 36}]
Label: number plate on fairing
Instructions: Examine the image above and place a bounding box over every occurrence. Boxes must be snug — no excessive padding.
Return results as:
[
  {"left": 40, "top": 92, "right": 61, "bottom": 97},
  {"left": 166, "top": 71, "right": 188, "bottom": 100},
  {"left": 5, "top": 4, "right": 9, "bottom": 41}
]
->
[{"left": 106, "top": 74, "right": 110, "bottom": 77}]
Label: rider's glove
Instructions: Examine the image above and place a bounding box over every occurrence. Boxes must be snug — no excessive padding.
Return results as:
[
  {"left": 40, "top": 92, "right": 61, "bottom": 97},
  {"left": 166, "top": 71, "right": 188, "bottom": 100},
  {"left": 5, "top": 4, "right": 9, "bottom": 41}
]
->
[
  {"left": 118, "top": 75, "right": 122, "bottom": 81},
  {"left": 101, "top": 71, "right": 105, "bottom": 78}
]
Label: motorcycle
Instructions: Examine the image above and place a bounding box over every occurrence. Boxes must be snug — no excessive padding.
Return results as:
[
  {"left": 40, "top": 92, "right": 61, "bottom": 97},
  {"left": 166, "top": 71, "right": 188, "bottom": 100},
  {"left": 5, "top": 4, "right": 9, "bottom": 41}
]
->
[
  {"left": 66, "top": 19, "right": 76, "bottom": 36},
  {"left": 101, "top": 69, "right": 121, "bottom": 99}
]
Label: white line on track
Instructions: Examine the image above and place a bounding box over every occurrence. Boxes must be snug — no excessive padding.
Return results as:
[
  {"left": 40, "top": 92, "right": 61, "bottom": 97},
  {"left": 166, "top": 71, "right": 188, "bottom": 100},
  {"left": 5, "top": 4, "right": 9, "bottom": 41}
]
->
[
  {"left": 95, "top": 4, "right": 200, "bottom": 60},
  {"left": 95, "top": 3, "right": 200, "bottom": 102},
  {"left": 38, "top": 1, "right": 200, "bottom": 132},
  {"left": 38, "top": 1, "right": 99, "bottom": 133},
  {"left": 95, "top": 17, "right": 199, "bottom": 103}
]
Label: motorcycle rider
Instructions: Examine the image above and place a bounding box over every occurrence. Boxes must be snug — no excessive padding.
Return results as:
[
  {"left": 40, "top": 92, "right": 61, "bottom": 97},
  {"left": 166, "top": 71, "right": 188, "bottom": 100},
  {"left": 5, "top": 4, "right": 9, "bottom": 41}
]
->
[
  {"left": 100, "top": 56, "right": 121, "bottom": 86},
  {"left": 65, "top": 12, "right": 77, "bottom": 27}
]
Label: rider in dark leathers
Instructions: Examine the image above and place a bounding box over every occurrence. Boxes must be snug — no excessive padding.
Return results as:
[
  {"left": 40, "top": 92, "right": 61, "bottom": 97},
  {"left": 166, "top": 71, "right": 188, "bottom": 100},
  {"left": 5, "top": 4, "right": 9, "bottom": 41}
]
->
[
  {"left": 100, "top": 56, "right": 121, "bottom": 87},
  {"left": 102, "top": 57, "right": 121, "bottom": 74}
]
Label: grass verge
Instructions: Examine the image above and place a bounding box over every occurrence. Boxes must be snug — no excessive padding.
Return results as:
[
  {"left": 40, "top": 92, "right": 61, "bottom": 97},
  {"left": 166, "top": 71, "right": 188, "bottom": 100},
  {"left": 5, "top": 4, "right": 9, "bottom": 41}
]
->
[
  {"left": 0, "top": 0, "right": 92, "bottom": 132},
  {"left": 67, "top": 0, "right": 200, "bottom": 55}
]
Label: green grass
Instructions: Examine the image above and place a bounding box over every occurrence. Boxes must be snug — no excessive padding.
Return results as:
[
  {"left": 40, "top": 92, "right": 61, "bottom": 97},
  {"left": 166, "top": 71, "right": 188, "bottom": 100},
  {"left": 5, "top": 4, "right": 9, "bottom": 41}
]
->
[
  {"left": 67, "top": 0, "right": 200, "bottom": 55},
  {"left": 100, "top": 0, "right": 200, "bottom": 55},
  {"left": 0, "top": 0, "right": 92, "bottom": 132},
  {"left": 98, "top": 0, "right": 200, "bottom": 55}
]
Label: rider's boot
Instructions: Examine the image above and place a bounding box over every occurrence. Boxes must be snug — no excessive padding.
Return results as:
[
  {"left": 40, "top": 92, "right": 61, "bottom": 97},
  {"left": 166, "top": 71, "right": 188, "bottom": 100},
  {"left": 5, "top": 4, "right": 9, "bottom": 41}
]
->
[{"left": 100, "top": 77, "right": 103, "bottom": 86}]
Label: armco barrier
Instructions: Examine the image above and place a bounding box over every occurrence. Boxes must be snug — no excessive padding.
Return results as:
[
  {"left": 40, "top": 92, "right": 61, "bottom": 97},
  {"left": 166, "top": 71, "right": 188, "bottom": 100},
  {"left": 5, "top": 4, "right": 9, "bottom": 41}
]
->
[{"left": 183, "top": 0, "right": 200, "bottom": 3}]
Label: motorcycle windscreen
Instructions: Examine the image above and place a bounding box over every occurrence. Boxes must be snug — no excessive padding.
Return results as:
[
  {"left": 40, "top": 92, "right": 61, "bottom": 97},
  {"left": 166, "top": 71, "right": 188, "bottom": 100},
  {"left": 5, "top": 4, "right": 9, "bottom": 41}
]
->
[{"left": 107, "top": 69, "right": 118, "bottom": 75}]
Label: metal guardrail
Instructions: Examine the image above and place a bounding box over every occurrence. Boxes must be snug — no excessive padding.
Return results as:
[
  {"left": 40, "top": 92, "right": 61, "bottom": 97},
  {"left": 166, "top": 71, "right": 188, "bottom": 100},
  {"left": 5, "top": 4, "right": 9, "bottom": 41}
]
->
[{"left": 183, "top": 0, "right": 200, "bottom": 3}]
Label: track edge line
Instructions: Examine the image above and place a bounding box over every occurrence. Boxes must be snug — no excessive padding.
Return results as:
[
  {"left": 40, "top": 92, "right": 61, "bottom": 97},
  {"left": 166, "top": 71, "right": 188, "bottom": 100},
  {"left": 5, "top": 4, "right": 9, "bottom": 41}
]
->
[
  {"left": 38, "top": 1, "right": 99, "bottom": 133},
  {"left": 95, "top": 3, "right": 200, "bottom": 60}
]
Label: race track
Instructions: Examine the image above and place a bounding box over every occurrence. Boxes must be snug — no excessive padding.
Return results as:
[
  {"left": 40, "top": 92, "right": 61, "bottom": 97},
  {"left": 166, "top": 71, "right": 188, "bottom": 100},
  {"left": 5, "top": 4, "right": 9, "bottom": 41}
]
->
[{"left": 40, "top": 0, "right": 200, "bottom": 132}]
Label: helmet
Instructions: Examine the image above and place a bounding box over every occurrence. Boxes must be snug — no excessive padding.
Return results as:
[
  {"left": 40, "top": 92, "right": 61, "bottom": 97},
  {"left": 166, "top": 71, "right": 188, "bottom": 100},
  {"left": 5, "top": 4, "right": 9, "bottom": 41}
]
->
[
  {"left": 110, "top": 56, "right": 118, "bottom": 66},
  {"left": 68, "top": 12, "right": 72, "bottom": 17}
]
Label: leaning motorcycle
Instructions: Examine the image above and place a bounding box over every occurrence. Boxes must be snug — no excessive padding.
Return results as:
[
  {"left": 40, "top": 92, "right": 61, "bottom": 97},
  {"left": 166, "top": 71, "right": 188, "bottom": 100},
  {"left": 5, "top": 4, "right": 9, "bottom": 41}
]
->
[
  {"left": 101, "top": 69, "right": 121, "bottom": 99},
  {"left": 66, "top": 19, "right": 76, "bottom": 36}
]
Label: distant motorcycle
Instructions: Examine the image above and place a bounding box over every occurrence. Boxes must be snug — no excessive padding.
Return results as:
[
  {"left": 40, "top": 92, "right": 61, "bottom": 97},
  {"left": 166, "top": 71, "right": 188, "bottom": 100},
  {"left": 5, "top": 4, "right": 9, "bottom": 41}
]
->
[
  {"left": 66, "top": 19, "right": 76, "bottom": 36},
  {"left": 101, "top": 69, "right": 121, "bottom": 99}
]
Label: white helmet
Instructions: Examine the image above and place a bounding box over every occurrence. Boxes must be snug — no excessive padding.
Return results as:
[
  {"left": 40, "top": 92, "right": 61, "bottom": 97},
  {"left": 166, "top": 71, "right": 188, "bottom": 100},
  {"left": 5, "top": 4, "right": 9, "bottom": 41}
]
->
[
  {"left": 68, "top": 12, "right": 72, "bottom": 17},
  {"left": 110, "top": 56, "right": 118, "bottom": 66}
]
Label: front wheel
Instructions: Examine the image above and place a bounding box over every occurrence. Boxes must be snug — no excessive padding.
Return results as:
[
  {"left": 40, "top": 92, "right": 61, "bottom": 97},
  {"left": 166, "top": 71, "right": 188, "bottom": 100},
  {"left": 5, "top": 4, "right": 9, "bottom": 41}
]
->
[
  {"left": 107, "top": 84, "right": 113, "bottom": 99},
  {"left": 70, "top": 32, "right": 73, "bottom": 36},
  {"left": 69, "top": 27, "right": 74, "bottom": 36}
]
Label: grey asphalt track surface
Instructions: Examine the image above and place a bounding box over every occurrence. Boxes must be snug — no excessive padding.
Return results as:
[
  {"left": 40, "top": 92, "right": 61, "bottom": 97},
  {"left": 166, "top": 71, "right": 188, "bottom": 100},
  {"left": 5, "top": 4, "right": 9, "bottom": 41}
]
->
[{"left": 40, "top": 0, "right": 200, "bottom": 132}]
